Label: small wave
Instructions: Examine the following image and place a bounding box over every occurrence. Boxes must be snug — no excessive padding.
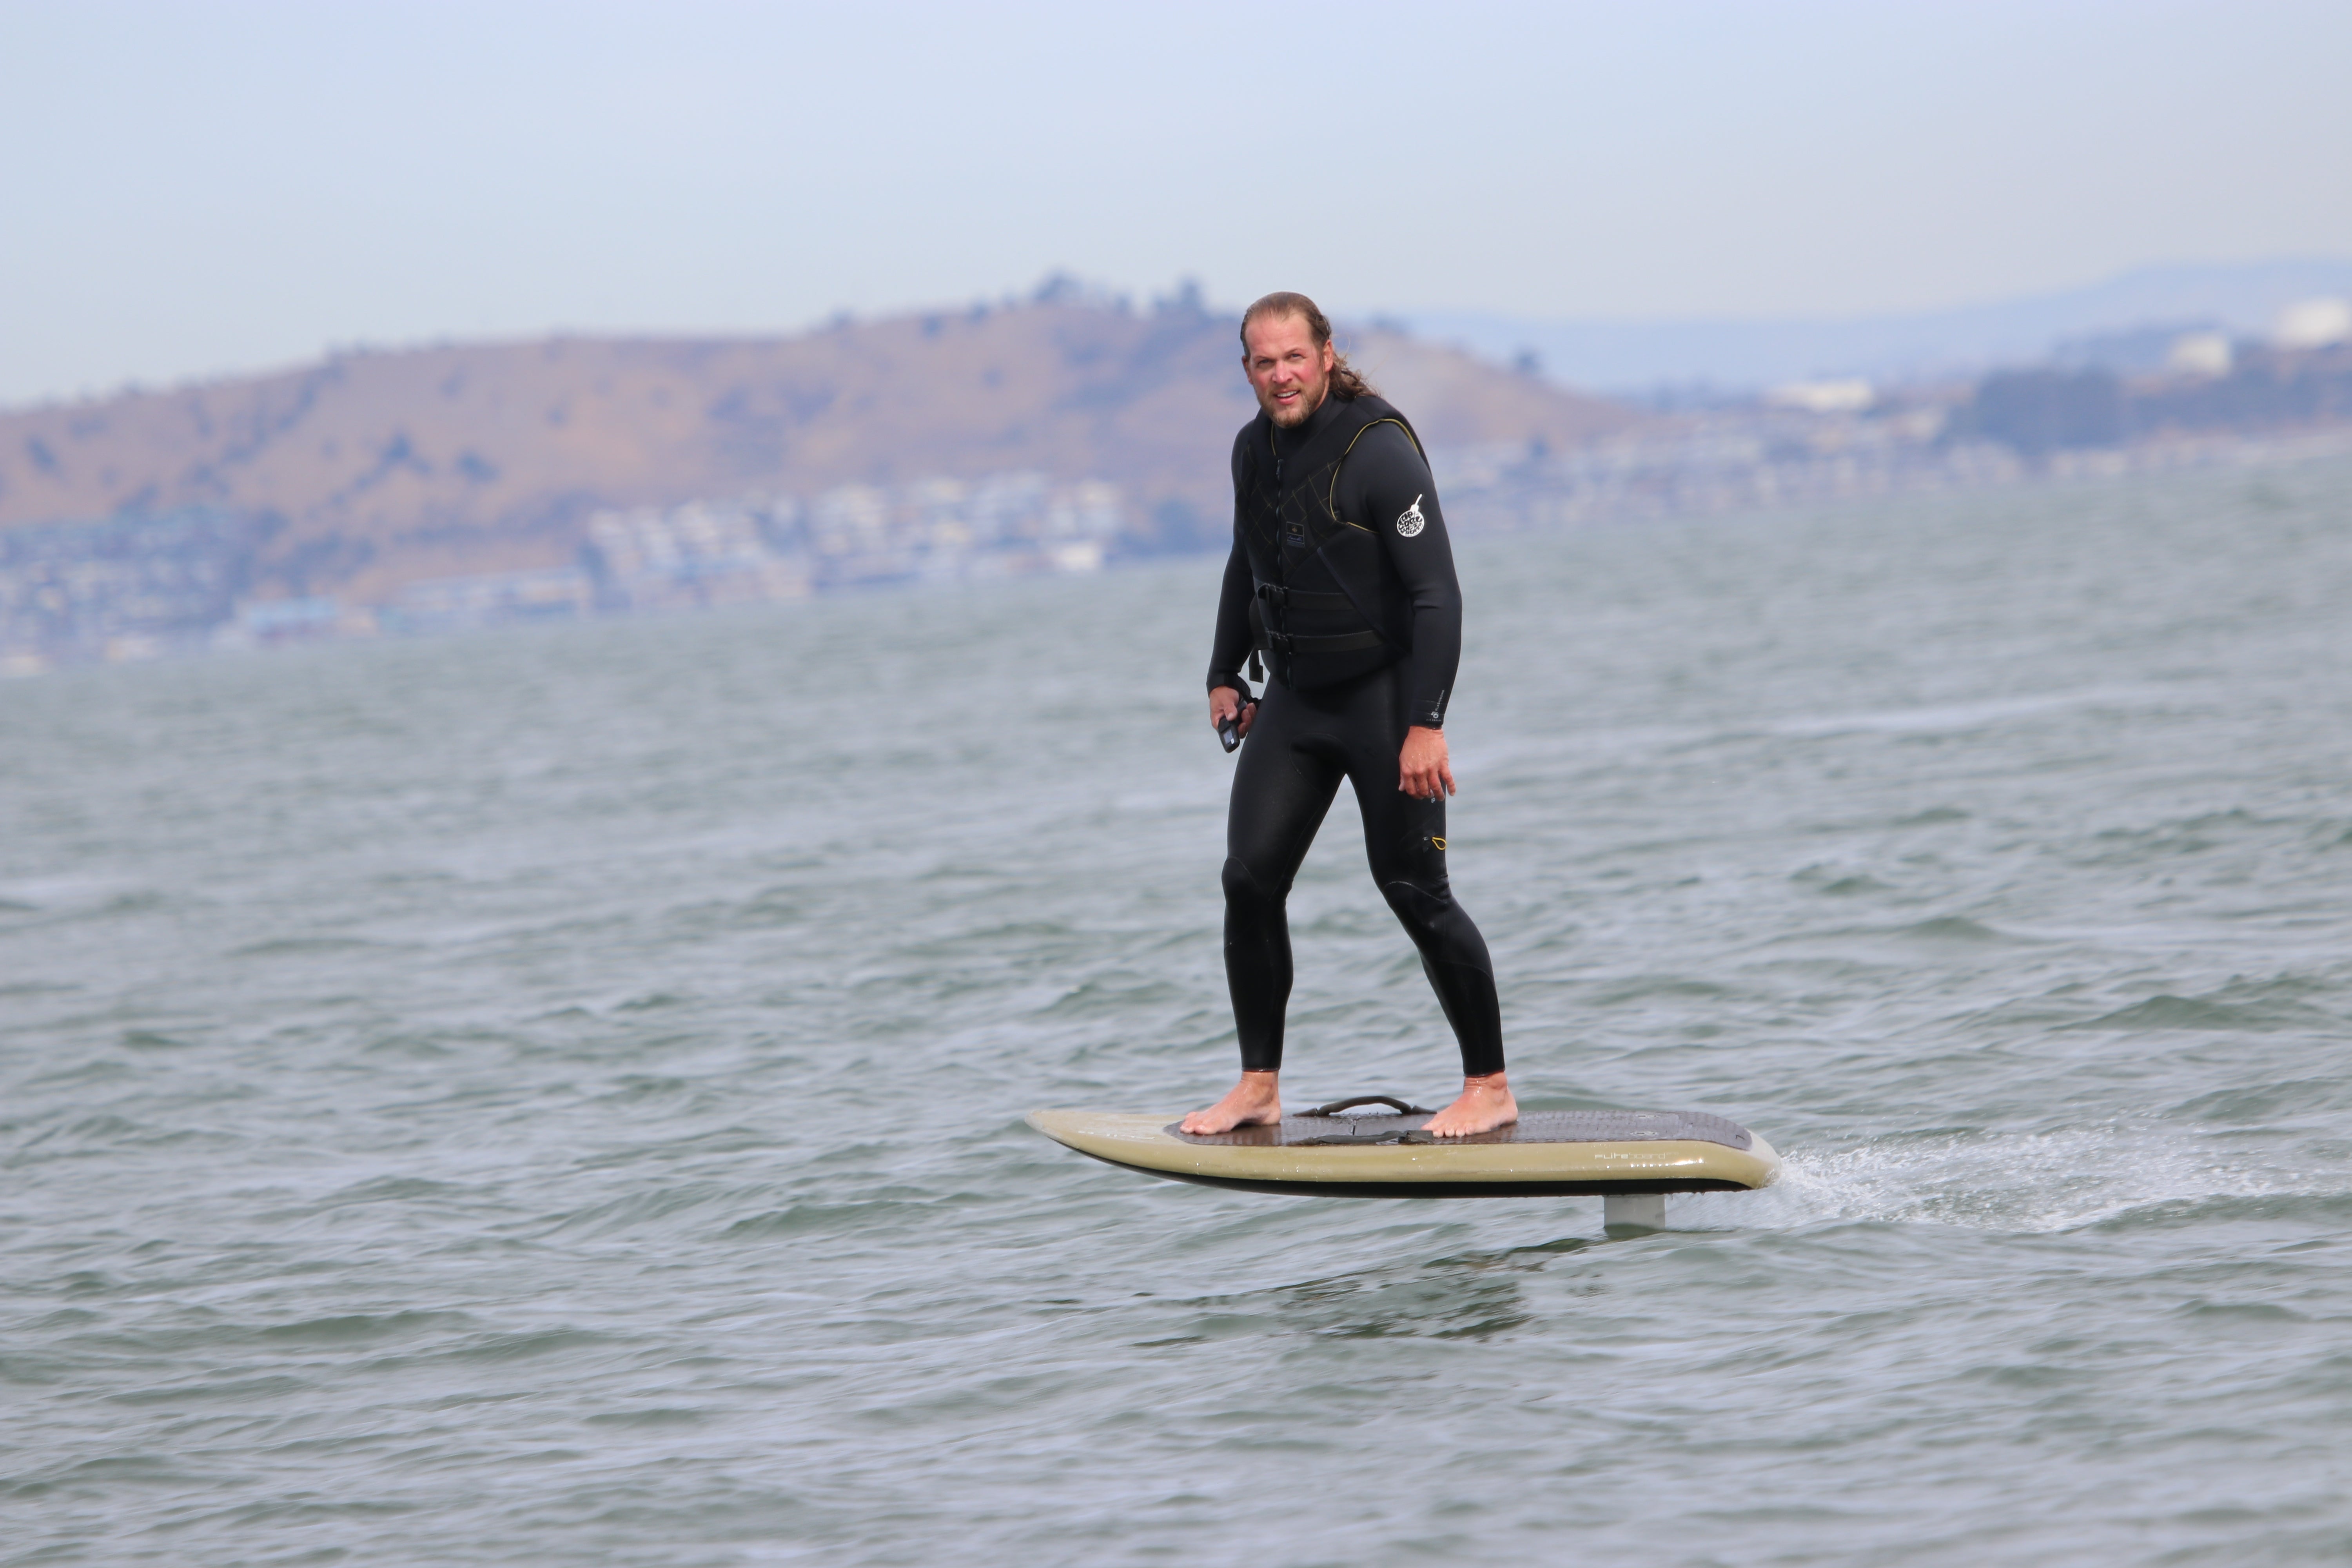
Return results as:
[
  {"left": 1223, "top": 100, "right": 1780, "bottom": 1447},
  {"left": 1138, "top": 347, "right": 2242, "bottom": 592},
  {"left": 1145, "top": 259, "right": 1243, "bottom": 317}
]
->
[
  {"left": 2080, "top": 807, "right": 2290, "bottom": 865},
  {"left": 1587, "top": 974, "right": 1744, "bottom": 1005},
  {"left": 585, "top": 1406, "right": 711, "bottom": 1428},
  {"left": 2066, "top": 980, "right": 2345, "bottom": 1034},
  {"left": 542, "top": 1181, "right": 767, "bottom": 1238},
  {"left": 1894, "top": 915, "right": 2017, "bottom": 945},
  {"left": 722, "top": 1198, "right": 926, "bottom": 1239},
  {"left": 2070, "top": 995, "right": 2284, "bottom": 1031},
  {"left": 1749, "top": 913, "right": 2030, "bottom": 957},
  {"left": 1771, "top": 687, "right": 2156, "bottom": 739},
  {"left": 2172, "top": 1074, "right": 2352, "bottom": 1120},
  {"left": 1154, "top": 1265, "right": 1536, "bottom": 1343},
  {"left": 616, "top": 990, "right": 693, "bottom": 1012},
  {"left": 256, "top": 1309, "right": 472, "bottom": 1345},
  {"left": 1037, "top": 975, "right": 1189, "bottom": 1019},
  {"left": 226, "top": 936, "right": 394, "bottom": 959},
  {"left": 437, "top": 1327, "right": 615, "bottom": 1365}
]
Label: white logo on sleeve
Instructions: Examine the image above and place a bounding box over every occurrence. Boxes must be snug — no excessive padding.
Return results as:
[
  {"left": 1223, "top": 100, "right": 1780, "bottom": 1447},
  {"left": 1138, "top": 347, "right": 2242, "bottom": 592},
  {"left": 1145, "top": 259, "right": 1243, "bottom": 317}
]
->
[{"left": 1395, "top": 495, "right": 1426, "bottom": 537}]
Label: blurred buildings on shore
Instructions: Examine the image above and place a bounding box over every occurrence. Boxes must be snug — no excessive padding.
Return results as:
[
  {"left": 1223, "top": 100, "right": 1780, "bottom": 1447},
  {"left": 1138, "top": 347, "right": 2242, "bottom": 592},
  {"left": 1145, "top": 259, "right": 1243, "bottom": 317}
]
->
[
  {"left": 3, "top": 300, "right": 2348, "bottom": 674},
  {"left": 373, "top": 474, "right": 1125, "bottom": 637},
  {"left": 0, "top": 473, "right": 1131, "bottom": 671}
]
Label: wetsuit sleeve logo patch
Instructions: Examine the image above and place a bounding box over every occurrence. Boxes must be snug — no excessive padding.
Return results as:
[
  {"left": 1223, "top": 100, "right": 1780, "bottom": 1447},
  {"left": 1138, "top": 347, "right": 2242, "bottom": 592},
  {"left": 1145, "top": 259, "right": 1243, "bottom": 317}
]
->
[{"left": 1395, "top": 495, "right": 1426, "bottom": 537}]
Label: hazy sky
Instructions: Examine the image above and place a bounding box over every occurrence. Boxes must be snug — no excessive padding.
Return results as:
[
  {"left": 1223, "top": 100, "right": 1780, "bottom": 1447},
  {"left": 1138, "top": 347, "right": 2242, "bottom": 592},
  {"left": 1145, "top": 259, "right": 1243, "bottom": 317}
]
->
[{"left": 4, "top": 0, "right": 2348, "bottom": 406}]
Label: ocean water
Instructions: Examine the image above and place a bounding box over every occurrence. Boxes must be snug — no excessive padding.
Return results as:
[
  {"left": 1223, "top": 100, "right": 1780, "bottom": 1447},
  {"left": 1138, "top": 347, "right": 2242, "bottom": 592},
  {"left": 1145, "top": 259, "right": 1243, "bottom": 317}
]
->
[{"left": 5, "top": 459, "right": 2351, "bottom": 1566}]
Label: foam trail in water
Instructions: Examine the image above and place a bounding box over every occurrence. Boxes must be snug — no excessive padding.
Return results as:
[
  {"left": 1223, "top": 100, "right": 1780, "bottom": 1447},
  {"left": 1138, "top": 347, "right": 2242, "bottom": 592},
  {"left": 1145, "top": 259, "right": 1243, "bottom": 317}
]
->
[{"left": 1670, "top": 1123, "right": 2332, "bottom": 1235}]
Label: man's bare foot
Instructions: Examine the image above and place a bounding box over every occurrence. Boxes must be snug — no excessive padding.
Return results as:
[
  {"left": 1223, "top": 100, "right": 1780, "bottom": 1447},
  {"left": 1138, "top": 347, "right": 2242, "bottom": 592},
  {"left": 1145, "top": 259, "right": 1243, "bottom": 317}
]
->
[
  {"left": 1179, "top": 1070, "right": 1281, "bottom": 1134},
  {"left": 1423, "top": 1072, "right": 1518, "bottom": 1137}
]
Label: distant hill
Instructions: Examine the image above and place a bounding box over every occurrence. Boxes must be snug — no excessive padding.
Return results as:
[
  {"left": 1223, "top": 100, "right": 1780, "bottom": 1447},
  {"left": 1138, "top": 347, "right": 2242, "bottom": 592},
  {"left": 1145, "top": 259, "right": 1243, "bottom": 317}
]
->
[
  {"left": 0, "top": 298, "right": 1638, "bottom": 605},
  {"left": 1409, "top": 258, "right": 2352, "bottom": 395}
]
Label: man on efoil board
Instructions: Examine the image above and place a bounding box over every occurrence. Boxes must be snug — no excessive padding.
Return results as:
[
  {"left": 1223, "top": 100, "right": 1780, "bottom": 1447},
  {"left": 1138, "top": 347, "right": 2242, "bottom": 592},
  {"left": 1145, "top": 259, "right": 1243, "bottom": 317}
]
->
[{"left": 1183, "top": 292, "right": 1514, "bottom": 1141}]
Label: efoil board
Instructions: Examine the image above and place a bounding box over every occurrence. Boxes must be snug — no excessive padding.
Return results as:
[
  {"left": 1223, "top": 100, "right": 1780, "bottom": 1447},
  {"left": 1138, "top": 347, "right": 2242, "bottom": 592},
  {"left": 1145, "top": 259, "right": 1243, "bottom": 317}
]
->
[{"left": 1027, "top": 1107, "right": 1780, "bottom": 1199}]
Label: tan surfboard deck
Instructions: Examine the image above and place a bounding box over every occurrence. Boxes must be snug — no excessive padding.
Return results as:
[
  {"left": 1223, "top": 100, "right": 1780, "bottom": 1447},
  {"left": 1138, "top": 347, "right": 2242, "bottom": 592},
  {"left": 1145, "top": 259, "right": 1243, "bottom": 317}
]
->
[{"left": 1027, "top": 1103, "right": 1781, "bottom": 1199}]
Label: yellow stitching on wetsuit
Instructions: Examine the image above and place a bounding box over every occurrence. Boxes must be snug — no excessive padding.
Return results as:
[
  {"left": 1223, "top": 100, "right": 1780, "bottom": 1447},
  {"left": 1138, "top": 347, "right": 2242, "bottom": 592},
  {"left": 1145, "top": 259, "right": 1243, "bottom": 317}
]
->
[{"left": 1326, "top": 417, "right": 1423, "bottom": 526}]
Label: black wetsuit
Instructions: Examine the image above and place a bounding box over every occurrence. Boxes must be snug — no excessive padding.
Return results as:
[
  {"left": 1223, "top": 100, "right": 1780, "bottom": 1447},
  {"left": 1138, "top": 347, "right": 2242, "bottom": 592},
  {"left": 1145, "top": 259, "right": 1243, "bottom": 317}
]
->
[{"left": 1205, "top": 391, "right": 1504, "bottom": 1078}]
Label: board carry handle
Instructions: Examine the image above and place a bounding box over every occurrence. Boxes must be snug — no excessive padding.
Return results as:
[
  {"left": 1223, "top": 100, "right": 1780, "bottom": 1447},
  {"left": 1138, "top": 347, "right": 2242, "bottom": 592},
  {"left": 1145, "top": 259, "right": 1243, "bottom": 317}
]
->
[
  {"left": 1294, "top": 1128, "right": 1437, "bottom": 1147},
  {"left": 1298, "top": 1095, "right": 1436, "bottom": 1117}
]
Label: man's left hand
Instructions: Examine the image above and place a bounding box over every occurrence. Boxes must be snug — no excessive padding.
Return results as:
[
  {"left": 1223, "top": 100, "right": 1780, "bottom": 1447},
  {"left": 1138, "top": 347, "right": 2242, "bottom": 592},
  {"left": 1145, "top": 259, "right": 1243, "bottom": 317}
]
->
[{"left": 1398, "top": 725, "right": 1454, "bottom": 800}]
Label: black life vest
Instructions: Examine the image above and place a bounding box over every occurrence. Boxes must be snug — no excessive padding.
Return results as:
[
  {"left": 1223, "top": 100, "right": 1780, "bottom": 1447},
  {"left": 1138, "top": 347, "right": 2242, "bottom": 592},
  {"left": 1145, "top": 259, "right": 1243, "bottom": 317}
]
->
[{"left": 1236, "top": 393, "right": 1425, "bottom": 689}]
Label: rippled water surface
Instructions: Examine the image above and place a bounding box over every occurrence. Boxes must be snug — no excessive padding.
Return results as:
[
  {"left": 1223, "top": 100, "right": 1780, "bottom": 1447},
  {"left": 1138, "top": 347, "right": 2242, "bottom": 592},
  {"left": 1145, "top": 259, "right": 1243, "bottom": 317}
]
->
[{"left": 6, "top": 462, "right": 2352, "bottom": 1566}]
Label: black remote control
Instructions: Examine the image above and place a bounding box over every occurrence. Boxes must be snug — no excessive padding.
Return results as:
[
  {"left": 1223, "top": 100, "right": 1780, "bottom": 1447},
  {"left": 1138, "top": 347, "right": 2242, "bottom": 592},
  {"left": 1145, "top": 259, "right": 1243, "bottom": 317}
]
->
[{"left": 1218, "top": 696, "right": 1255, "bottom": 752}]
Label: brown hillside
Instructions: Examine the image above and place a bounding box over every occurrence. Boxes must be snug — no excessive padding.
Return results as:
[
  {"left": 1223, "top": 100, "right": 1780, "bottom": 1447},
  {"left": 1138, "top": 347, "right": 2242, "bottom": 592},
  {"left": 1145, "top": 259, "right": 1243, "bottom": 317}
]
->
[{"left": 0, "top": 299, "right": 1640, "bottom": 603}]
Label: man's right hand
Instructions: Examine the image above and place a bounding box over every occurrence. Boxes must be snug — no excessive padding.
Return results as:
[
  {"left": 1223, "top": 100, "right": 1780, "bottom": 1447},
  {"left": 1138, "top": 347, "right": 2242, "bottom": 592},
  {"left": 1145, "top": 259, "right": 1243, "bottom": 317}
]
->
[{"left": 1210, "top": 685, "right": 1256, "bottom": 739}]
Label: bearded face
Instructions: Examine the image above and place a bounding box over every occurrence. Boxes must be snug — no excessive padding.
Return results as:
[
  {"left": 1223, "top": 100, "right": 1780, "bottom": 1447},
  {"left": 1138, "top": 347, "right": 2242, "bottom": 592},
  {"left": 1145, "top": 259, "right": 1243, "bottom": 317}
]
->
[{"left": 1242, "top": 311, "right": 1335, "bottom": 428}]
